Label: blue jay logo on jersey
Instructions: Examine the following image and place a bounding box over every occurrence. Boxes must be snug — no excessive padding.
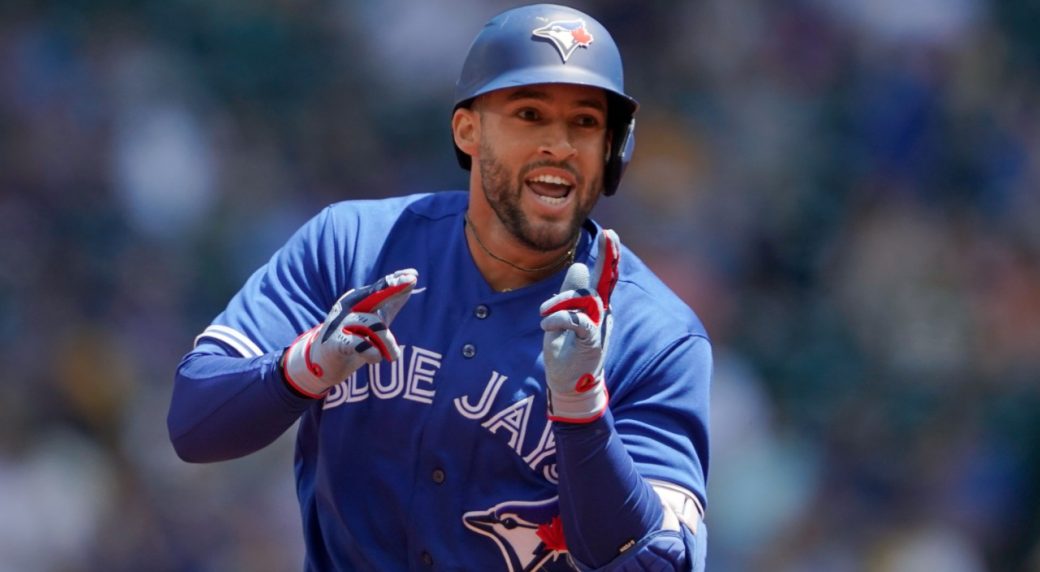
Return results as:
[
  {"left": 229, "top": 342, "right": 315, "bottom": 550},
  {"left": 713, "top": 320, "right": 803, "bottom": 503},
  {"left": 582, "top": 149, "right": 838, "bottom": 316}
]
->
[
  {"left": 463, "top": 497, "right": 575, "bottom": 571},
  {"left": 532, "top": 19, "right": 594, "bottom": 63}
]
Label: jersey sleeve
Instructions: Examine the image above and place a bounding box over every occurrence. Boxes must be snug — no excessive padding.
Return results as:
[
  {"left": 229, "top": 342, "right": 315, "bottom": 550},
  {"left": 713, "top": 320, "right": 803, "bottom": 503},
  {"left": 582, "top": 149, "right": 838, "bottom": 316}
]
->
[
  {"left": 195, "top": 205, "right": 350, "bottom": 357},
  {"left": 609, "top": 334, "right": 712, "bottom": 513},
  {"left": 169, "top": 344, "right": 314, "bottom": 462}
]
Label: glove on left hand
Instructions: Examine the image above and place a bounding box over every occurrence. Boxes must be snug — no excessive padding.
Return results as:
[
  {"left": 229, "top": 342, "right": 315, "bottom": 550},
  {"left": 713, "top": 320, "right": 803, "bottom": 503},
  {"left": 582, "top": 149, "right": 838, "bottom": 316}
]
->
[
  {"left": 282, "top": 269, "right": 417, "bottom": 398},
  {"left": 539, "top": 229, "right": 621, "bottom": 423}
]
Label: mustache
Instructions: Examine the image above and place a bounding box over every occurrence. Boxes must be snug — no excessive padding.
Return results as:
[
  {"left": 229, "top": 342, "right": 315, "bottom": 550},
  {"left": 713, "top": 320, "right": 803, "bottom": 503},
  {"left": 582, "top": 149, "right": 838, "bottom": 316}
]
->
[{"left": 518, "top": 160, "right": 584, "bottom": 187}]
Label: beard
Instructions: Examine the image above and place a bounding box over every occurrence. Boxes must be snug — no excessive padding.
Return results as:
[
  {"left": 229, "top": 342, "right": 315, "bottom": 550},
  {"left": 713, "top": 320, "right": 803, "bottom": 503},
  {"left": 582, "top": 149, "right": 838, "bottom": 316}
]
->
[{"left": 477, "top": 139, "right": 601, "bottom": 252}]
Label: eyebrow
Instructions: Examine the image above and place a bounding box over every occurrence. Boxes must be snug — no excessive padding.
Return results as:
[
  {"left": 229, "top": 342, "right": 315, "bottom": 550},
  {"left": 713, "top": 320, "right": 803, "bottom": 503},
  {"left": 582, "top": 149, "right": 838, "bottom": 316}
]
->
[{"left": 504, "top": 88, "right": 607, "bottom": 112}]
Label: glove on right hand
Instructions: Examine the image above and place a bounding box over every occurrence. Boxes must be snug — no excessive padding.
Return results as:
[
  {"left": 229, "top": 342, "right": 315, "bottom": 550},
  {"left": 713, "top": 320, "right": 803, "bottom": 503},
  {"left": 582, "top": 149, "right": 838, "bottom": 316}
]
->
[
  {"left": 539, "top": 229, "right": 621, "bottom": 423},
  {"left": 282, "top": 268, "right": 418, "bottom": 398}
]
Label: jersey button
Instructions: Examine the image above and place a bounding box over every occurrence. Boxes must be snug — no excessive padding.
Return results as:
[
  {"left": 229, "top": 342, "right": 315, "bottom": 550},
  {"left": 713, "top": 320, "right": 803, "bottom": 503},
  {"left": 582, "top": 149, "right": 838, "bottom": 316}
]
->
[
  {"left": 421, "top": 551, "right": 433, "bottom": 566},
  {"left": 432, "top": 468, "right": 446, "bottom": 484},
  {"left": 462, "top": 343, "right": 476, "bottom": 358},
  {"left": 474, "top": 304, "right": 490, "bottom": 319}
]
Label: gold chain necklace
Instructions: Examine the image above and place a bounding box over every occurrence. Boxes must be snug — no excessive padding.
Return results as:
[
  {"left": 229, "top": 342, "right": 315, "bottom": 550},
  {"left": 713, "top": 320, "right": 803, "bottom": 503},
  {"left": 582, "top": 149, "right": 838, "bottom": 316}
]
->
[{"left": 464, "top": 213, "right": 576, "bottom": 274}]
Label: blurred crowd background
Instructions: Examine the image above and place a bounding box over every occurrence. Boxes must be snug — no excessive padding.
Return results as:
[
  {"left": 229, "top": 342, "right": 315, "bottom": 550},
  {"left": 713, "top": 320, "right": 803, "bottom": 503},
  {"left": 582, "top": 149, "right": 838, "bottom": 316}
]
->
[{"left": 1, "top": 0, "right": 1038, "bottom": 570}]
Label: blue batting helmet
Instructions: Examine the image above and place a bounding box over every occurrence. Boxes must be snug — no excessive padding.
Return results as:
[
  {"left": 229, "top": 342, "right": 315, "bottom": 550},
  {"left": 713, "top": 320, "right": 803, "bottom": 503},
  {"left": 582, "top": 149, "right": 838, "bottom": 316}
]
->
[{"left": 453, "top": 3, "right": 638, "bottom": 196}]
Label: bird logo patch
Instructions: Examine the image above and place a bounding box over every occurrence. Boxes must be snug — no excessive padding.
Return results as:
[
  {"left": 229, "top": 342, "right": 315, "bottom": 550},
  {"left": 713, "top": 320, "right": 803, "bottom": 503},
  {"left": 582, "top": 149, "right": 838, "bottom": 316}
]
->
[
  {"left": 532, "top": 19, "right": 594, "bottom": 62},
  {"left": 463, "top": 496, "right": 574, "bottom": 571}
]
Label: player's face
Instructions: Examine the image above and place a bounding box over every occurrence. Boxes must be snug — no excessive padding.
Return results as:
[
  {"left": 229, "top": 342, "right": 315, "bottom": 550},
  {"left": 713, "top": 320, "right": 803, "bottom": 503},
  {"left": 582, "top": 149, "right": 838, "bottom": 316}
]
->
[{"left": 472, "top": 84, "right": 609, "bottom": 252}]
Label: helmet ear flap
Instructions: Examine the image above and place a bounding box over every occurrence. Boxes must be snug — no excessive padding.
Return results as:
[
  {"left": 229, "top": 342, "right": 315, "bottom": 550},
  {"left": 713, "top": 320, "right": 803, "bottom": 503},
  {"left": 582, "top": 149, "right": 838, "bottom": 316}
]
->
[{"left": 604, "top": 117, "right": 635, "bottom": 196}]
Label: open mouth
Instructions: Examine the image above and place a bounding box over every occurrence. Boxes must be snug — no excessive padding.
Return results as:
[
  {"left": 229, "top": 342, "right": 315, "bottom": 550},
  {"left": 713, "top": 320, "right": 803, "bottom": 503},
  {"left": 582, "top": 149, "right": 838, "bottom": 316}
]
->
[{"left": 525, "top": 173, "right": 575, "bottom": 206}]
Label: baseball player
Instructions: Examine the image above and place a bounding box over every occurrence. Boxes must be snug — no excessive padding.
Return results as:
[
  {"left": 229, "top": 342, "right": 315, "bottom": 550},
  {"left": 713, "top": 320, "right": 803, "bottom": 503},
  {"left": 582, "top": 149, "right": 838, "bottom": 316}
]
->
[{"left": 168, "top": 4, "right": 711, "bottom": 570}]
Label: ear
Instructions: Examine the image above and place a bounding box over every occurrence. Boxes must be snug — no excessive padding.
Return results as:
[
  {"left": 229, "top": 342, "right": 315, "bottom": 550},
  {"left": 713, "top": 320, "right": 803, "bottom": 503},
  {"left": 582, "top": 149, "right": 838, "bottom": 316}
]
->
[{"left": 452, "top": 107, "right": 480, "bottom": 162}]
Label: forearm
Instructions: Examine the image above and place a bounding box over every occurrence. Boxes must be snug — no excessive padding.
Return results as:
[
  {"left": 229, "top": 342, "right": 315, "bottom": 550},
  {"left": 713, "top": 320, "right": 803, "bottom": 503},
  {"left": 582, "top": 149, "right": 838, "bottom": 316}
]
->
[
  {"left": 168, "top": 349, "right": 314, "bottom": 463},
  {"left": 554, "top": 409, "right": 669, "bottom": 568}
]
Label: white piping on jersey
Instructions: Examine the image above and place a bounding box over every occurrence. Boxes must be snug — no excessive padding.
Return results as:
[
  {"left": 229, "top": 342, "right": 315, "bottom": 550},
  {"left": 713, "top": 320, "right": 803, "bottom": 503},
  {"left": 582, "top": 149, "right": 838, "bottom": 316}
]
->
[
  {"left": 195, "top": 325, "right": 263, "bottom": 358},
  {"left": 648, "top": 479, "right": 704, "bottom": 535}
]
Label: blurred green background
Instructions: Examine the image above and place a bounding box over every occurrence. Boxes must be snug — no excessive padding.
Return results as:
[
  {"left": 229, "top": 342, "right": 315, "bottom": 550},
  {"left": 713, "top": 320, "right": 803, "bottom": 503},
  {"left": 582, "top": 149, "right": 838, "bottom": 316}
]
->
[{"left": 1, "top": 0, "right": 1038, "bottom": 570}]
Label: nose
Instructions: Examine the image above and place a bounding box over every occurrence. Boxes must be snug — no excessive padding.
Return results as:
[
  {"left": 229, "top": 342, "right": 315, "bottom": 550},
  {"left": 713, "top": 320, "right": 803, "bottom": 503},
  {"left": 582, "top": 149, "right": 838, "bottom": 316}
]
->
[{"left": 538, "top": 122, "right": 577, "bottom": 161}]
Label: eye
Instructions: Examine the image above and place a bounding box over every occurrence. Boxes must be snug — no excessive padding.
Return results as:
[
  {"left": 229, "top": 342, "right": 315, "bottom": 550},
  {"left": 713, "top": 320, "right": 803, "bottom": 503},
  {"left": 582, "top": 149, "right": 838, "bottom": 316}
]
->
[
  {"left": 502, "top": 517, "right": 518, "bottom": 529},
  {"left": 573, "top": 114, "right": 602, "bottom": 128},
  {"left": 516, "top": 107, "right": 542, "bottom": 121}
]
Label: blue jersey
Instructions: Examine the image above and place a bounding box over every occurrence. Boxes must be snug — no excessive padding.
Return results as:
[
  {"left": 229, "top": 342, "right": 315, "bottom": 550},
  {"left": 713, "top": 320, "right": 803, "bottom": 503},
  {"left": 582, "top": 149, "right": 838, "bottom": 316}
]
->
[{"left": 178, "top": 191, "right": 711, "bottom": 570}]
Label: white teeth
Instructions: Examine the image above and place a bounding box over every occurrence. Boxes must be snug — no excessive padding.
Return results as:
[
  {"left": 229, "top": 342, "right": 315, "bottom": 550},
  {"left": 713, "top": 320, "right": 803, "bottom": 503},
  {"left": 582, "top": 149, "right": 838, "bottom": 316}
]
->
[
  {"left": 527, "top": 173, "right": 572, "bottom": 205},
  {"left": 536, "top": 194, "right": 567, "bottom": 205},
  {"left": 530, "top": 174, "right": 570, "bottom": 186}
]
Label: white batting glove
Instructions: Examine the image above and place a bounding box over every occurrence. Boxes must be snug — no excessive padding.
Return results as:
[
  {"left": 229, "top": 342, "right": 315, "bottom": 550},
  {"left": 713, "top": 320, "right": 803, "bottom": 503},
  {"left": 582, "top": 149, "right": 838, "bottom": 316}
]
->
[
  {"left": 282, "top": 269, "right": 418, "bottom": 398},
  {"left": 539, "top": 230, "right": 621, "bottom": 423}
]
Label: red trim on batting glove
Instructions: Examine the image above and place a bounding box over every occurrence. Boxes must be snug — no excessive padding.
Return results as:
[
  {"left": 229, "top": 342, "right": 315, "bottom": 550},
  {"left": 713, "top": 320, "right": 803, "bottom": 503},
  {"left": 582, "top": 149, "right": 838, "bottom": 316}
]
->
[
  {"left": 540, "top": 296, "right": 601, "bottom": 325},
  {"left": 351, "top": 281, "right": 412, "bottom": 313},
  {"left": 547, "top": 387, "right": 610, "bottom": 425},
  {"left": 302, "top": 331, "right": 323, "bottom": 377},
  {"left": 342, "top": 324, "right": 391, "bottom": 360},
  {"left": 596, "top": 236, "right": 620, "bottom": 307},
  {"left": 574, "top": 373, "right": 599, "bottom": 393},
  {"left": 280, "top": 344, "right": 326, "bottom": 400}
]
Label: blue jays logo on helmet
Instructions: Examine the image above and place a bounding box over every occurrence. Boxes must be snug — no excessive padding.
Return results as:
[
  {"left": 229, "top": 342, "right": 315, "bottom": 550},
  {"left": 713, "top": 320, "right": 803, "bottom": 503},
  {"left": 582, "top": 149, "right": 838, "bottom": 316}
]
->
[
  {"left": 463, "top": 496, "right": 575, "bottom": 571},
  {"left": 532, "top": 19, "right": 594, "bottom": 63}
]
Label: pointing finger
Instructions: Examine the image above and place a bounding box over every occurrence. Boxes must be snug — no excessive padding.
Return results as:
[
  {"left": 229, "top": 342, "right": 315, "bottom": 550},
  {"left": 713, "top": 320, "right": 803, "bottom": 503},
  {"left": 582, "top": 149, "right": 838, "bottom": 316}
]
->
[{"left": 559, "top": 261, "right": 590, "bottom": 292}]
